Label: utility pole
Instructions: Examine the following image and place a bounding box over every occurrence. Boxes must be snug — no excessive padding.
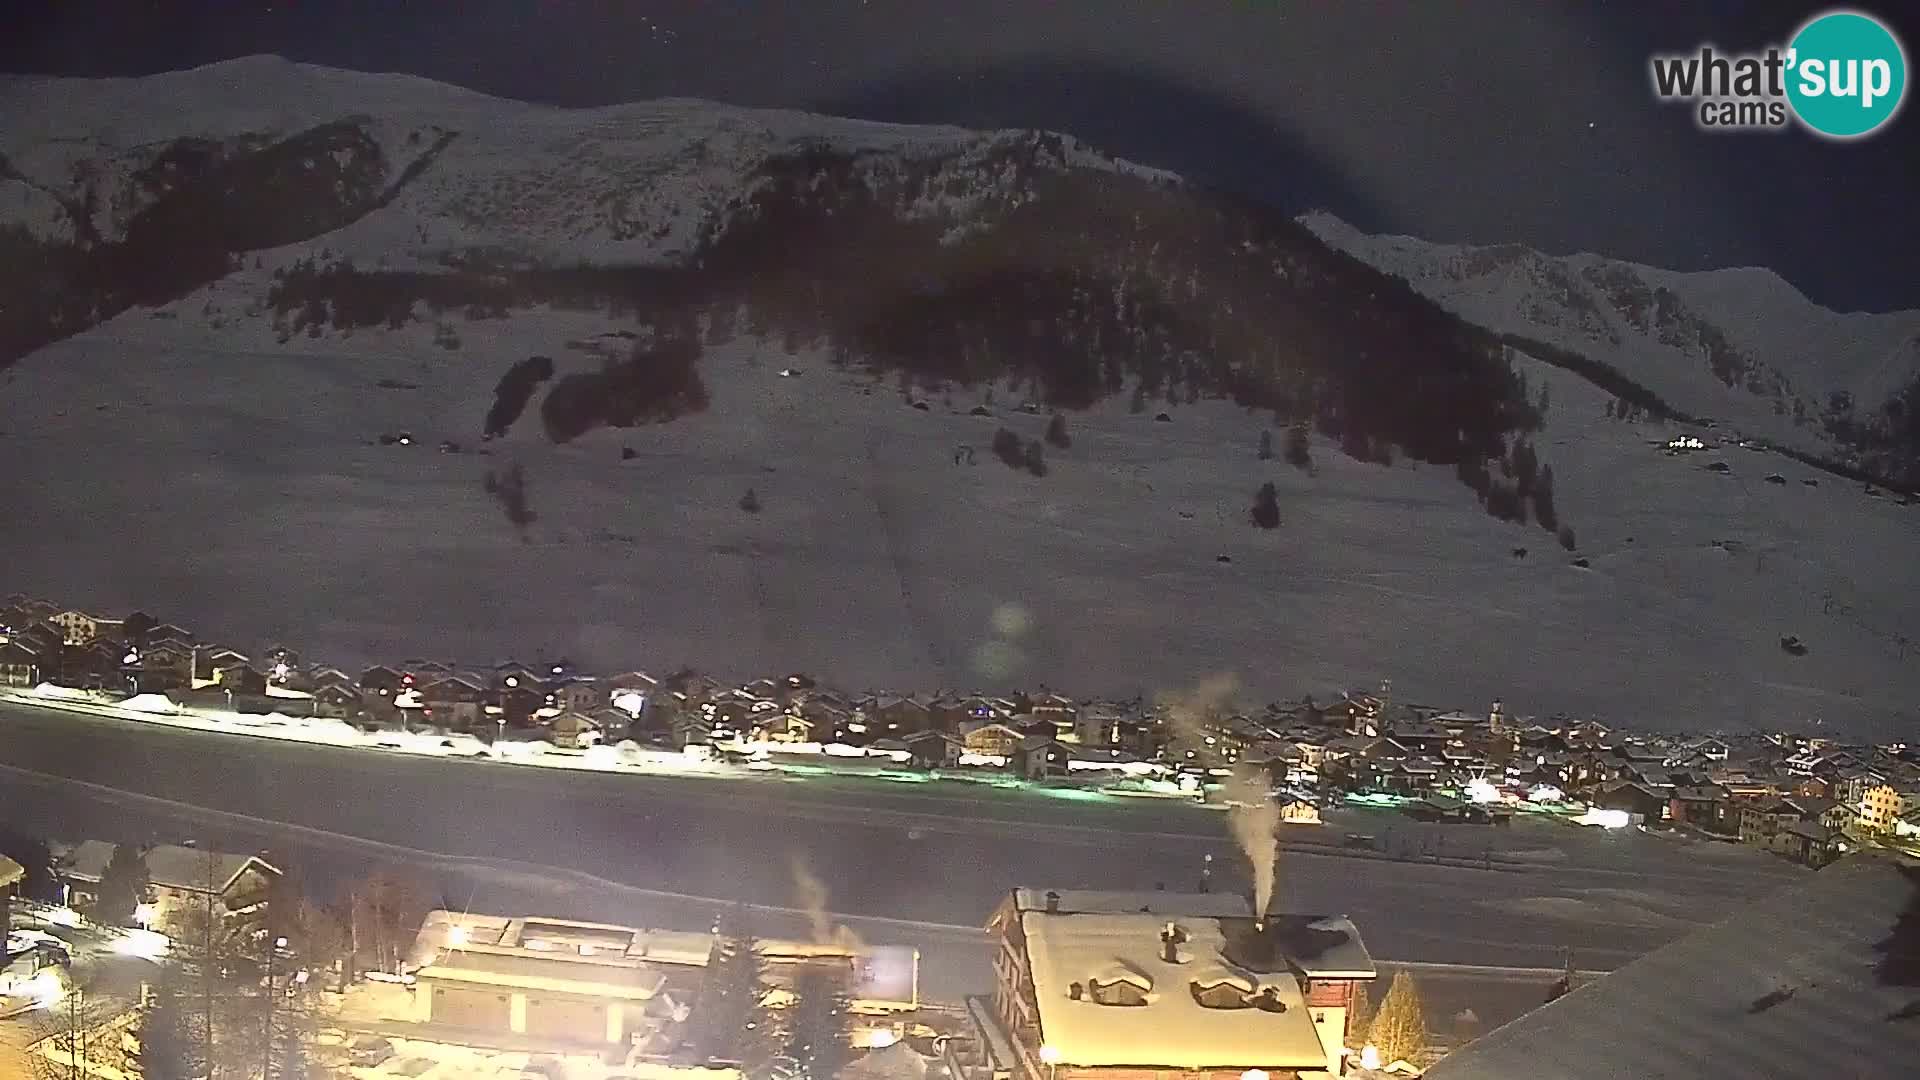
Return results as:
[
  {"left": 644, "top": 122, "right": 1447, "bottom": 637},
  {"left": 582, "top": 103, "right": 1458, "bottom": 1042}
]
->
[
  {"left": 203, "top": 846, "right": 216, "bottom": 1080},
  {"left": 66, "top": 983, "right": 86, "bottom": 1080},
  {"left": 262, "top": 939, "right": 278, "bottom": 1080}
]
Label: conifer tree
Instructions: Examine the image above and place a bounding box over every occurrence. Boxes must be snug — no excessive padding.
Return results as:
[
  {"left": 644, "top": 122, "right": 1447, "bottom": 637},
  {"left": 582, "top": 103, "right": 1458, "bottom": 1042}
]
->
[
  {"left": 692, "top": 904, "right": 773, "bottom": 1071},
  {"left": 1367, "top": 970, "right": 1429, "bottom": 1065},
  {"left": 785, "top": 965, "right": 852, "bottom": 1080},
  {"left": 135, "top": 963, "right": 194, "bottom": 1080},
  {"left": 96, "top": 844, "right": 150, "bottom": 927},
  {"left": 1251, "top": 482, "right": 1280, "bottom": 529}
]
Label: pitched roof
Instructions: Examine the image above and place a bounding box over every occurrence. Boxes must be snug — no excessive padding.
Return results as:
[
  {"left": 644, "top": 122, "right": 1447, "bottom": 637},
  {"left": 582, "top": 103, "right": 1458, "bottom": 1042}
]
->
[
  {"left": 61, "top": 841, "right": 278, "bottom": 894},
  {"left": 1423, "top": 854, "right": 1920, "bottom": 1080}
]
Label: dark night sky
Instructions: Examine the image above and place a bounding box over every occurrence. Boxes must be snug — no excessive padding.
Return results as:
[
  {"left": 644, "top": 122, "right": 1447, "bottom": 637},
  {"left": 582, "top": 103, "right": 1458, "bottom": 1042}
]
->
[{"left": 5, "top": 1, "right": 1916, "bottom": 311}]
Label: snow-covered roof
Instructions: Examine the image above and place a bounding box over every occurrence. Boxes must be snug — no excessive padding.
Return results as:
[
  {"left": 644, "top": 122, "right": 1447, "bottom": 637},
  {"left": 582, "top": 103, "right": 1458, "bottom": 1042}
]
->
[
  {"left": 59, "top": 840, "right": 275, "bottom": 895},
  {"left": 1012, "top": 889, "right": 1260, "bottom": 920},
  {"left": 417, "top": 946, "right": 667, "bottom": 1002},
  {"left": 1020, "top": 911, "right": 1328, "bottom": 1069},
  {"left": 841, "top": 1042, "right": 932, "bottom": 1080},
  {"left": 1423, "top": 854, "right": 1920, "bottom": 1080}
]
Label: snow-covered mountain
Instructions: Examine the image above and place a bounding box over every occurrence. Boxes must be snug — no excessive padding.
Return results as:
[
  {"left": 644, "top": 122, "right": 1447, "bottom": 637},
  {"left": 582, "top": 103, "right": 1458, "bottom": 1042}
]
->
[
  {"left": 2, "top": 58, "right": 1915, "bottom": 736},
  {"left": 1302, "top": 211, "right": 1920, "bottom": 482}
]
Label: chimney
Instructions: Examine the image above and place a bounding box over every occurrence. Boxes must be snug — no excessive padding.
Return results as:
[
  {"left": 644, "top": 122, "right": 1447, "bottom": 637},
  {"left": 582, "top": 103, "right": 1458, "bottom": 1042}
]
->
[
  {"left": 1160, "top": 922, "right": 1189, "bottom": 963},
  {"left": 1044, "top": 890, "right": 1061, "bottom": 914}
]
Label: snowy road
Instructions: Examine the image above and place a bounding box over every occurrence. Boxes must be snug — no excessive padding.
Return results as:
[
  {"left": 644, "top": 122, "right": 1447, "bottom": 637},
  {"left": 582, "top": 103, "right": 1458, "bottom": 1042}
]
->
[{"left": 0, "top": 700, "right": 1806, "bottom": 1002}]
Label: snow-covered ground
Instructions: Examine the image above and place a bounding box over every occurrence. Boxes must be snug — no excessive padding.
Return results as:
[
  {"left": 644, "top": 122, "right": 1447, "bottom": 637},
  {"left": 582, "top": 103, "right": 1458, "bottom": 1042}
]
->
[{"left": 4, "top": 290, "right": 1917, "bottom": 736}]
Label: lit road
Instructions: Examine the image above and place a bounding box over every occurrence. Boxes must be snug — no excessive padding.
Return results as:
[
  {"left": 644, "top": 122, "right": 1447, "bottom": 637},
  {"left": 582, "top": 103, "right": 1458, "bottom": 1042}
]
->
[{"left": 0, "top": 701, "right": 1807, "bottom": 1007}]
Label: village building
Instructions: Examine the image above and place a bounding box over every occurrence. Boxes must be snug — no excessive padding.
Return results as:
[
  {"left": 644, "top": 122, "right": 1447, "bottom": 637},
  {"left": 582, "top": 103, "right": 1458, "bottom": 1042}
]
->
[
  {"left": 1855, "top": 782, "right": 1914, "bottom": 833},
  {"left": 404, "top": 911, "right": 918, "bottom": 1048},
  {"left": 58, "top": 841, "right": 280, "bottom": 931},
  {"left": 948, "top": 889, "right": 1376, "bottom": 1080}
]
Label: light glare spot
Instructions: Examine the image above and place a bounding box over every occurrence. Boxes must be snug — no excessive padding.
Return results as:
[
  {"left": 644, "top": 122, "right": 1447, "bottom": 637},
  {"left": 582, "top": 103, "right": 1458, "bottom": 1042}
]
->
[
  {"left": 972, "top": 639, "right": 1021, "bottom": 679},
  {"left": 990, "top": 602, "right": 1031, "bottom": 638}
]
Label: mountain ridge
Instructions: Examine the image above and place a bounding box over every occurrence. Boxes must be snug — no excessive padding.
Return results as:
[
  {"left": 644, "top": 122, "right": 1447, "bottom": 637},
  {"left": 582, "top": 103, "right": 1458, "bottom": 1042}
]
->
[{"left": 1301, "top": 210, "right": 1920, "bottom": 488}]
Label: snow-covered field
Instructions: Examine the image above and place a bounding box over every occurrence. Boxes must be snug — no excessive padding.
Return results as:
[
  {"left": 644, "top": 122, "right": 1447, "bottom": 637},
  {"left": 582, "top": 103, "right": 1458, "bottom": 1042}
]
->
[{"left": 4, "top": 287, "right": 1916, "bottom": 736}]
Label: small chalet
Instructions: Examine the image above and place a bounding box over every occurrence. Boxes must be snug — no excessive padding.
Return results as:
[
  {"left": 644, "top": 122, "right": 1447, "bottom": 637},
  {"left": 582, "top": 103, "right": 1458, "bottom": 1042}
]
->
[
  {"left": 961, "top": 721, "right": 1024, "bottom": 760},
  {"left": 905, "top": 730, "right": 965, "bottom": 769},
  {"left": 60, "top": 841, "right": 280, "bottom": 930},
  {"left": 1014, "top": 736, "right": 1073, "bottom": 779},
  {"left": 1668, "top": 785, "right": 1734, "bottom": 834},
  {"left": 359, "top": 665, "right": 406, "bottom": 694},
  {"left": 310, "top": 683, "right": 363, "bottom": 719},
  {"left": 1591, "top": 780, "right": 1671, "bottom": 824},
  {"left": 421, "top": 675, "right": 488, "bottom": 729},
  {"left": 1279, "top": 795, "right": 1322, "bottom": 825},
  {"left": 547, "top": 710, "right": 602, "bottom": 749},
  {"left": 1773, "top": 821, "right": 1846, "bottom": 867},
  {"left": 0, "top": 640, "right": 43, "bottom": 687}
]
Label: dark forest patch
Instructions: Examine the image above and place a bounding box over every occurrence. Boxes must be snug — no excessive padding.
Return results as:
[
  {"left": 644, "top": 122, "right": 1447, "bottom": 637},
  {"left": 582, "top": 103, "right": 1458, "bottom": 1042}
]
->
[
  {"left": 483, "top": 355, "right": 556, "bottom": 438},
  {"left": 539, "top": 339, "right": 708, "bottom": 443}
]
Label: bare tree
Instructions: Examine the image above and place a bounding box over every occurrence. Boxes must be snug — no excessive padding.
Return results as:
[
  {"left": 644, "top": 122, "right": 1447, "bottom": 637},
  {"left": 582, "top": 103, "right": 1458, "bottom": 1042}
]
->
[
  {"left": 350, "top": 867, "right": 432, "bottom": 976},
  {"left": 29, "top": 985, "right": 135, "bottom": 1080}
]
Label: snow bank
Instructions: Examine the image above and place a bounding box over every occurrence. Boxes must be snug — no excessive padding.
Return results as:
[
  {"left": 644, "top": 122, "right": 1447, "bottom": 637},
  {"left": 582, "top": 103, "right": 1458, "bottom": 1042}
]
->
[{"left": 119, "top": 693, "right": 183, "bottom": 714}]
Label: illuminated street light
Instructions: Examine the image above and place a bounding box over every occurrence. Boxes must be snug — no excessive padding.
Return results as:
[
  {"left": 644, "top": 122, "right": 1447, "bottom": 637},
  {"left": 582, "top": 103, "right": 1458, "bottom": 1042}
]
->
[{"left": 1039, "top": 1044, "right": 1062, "bottom": 1080}]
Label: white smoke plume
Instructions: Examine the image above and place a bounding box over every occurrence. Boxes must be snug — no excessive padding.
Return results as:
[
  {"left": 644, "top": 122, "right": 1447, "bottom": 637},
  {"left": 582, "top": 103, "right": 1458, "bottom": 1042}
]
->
[
  {"left": 1226, "top": 763, "right": 1279, "bottom": 925},
  {"left": 1156, "top": 672, "right": 1240, "bottom": 749},
  {"left": 790, "top": 855, "right": 864, "bottom": 948}
]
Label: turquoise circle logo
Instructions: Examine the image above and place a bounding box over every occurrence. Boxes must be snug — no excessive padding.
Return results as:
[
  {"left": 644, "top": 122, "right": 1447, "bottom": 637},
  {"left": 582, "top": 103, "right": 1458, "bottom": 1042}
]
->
[{"left": 1786, "top": 9, "right": 1907, "bottom": 138}]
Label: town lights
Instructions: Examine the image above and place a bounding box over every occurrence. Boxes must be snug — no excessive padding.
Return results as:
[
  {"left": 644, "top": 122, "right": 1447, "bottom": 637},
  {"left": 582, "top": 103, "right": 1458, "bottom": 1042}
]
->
[
  {"left": 1360, "top": 1045, "right": 1381, "bottom": 1071},
  {"left": 133, "top": 902, "right": 157, "bottom": 927},
  {"left": 448, "top": 924, "right": 470, "bottom": 947},
  {"left": 1038, "top": 1044, "right": 1061, "bottom": 1079},
  {"left": 1241, "top": 1070, "right": 1268, "bottom": 1080}
]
